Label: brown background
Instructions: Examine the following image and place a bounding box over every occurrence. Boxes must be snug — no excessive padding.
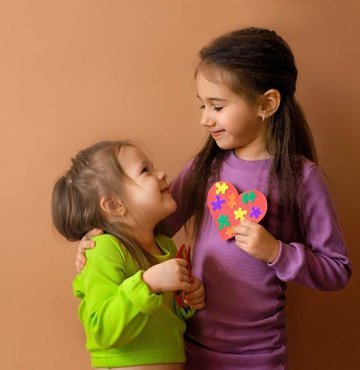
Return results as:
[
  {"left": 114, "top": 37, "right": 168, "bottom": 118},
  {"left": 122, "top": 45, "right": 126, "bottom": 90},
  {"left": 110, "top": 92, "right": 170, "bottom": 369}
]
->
[{"left": 1, "top": 1, "right": 359, "bottom": 369}]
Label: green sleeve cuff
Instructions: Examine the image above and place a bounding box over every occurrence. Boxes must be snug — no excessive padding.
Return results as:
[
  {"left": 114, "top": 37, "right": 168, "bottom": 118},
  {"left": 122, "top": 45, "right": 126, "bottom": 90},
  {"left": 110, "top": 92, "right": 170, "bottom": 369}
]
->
[
  {"left": 121, "top": 270, "right": 163, "bottom": 314},
  {"left": 175, "top": 302, "right": 196, "bottom": 320}
]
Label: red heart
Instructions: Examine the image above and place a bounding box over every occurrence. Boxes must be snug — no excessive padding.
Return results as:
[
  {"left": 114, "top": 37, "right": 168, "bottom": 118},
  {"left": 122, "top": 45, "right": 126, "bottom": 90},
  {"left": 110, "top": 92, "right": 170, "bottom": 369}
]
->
[{"left": 207, "top": 181, "right": 267, "bottom": 240}]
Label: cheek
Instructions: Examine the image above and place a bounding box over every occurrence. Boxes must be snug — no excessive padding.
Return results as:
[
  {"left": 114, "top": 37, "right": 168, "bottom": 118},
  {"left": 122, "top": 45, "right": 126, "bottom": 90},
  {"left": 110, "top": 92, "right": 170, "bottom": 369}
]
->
[
  {"left": 221, "top": 112, "right": 243, "bottom": 132},
  {"left": 231, "top": 110, "right": 257, "bottom": 130}
]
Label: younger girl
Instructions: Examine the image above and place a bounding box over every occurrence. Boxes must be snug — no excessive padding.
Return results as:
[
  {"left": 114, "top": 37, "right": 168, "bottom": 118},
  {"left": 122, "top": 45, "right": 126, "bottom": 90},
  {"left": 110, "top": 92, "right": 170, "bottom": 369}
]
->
[
  {"left": 52, "top": 140, "right": 205, "bottom": 369},
  {"left": 77, "top": 28, "right": 352, "bottom": 369}
]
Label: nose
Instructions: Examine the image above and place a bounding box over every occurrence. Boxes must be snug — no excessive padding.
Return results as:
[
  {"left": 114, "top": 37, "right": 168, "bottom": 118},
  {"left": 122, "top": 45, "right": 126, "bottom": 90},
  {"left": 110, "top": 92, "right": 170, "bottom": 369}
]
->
[
  {"left": 200, "top": 109, "right": 216, "bottom": 127},
  {"left": 157, "top": 170, "right": 167, "bottom": 181}
]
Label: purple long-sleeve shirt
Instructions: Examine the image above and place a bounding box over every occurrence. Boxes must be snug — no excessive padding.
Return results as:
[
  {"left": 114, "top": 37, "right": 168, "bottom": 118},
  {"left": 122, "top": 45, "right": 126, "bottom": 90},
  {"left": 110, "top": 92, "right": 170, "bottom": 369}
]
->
[{"left": 163, "top": 151, "right": 351, "bottom": 370}]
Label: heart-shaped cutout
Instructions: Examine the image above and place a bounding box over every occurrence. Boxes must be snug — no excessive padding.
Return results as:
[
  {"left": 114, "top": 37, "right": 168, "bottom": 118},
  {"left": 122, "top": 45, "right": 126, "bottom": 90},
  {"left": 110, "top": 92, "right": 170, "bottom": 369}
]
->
[{"left": 207, "top": 181, "right": 268, "bottom": 240}]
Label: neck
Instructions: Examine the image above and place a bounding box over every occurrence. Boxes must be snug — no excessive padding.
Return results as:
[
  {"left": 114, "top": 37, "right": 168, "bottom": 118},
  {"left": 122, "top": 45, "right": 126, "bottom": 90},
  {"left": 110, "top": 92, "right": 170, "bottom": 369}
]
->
[
  {"left": 137, "top": 234, "right": 162, "bottom": 255},
  {"left": 234, "top": 126, "right": 271, "bottom": 160},
  {"left": 234, "top": 144, "right": 271, "bottom": 160},
  {"left": 122, "top": 214, "right": 163, "bottom": 255},
  {"left": 130, "top": 224, "right": 161, "bottom": 255}
]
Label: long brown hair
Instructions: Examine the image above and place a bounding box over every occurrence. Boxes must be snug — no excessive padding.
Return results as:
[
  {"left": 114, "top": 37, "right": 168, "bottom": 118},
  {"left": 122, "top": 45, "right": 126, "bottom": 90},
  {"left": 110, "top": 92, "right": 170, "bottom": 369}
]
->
[
  {"left": 51, "top": 140, "right": 158, "bottom": 268},
  {"left": 181, "top": 27, "right": 317, "bottom": 241}
]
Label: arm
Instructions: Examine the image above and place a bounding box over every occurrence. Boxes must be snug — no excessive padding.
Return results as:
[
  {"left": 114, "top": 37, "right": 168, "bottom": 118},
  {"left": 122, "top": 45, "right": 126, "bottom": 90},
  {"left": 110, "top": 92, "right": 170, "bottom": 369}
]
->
[
  {"left": 268, "top": 164, "right": 352, "bottom": 291},
  {"left": 74, "top": 235, "right": 190, "bottom": 349}
]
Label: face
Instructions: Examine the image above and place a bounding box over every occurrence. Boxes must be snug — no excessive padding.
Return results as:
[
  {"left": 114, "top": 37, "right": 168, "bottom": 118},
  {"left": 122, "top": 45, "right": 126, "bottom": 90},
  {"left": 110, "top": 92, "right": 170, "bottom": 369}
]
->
[
  {"left": 196, "top": 72, "right": 268, "bottom": 158},
  {"left": 117, "top": 146, "right": 177, "bottom": 227}
]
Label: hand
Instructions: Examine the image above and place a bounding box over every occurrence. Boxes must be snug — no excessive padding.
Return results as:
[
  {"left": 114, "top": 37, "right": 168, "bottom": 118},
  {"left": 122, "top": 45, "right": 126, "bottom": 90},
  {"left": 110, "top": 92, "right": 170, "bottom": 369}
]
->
[
  {"left": 142, "top": 258, "right": 191, "bottom": 294},
  {"left": 75, "top": 228, "right": 104, "bottom": 272},
  {"left": 184, "top": 277, "right": 205, "bottom": 310},
  {"left": 234, "top": 220, "right": 279, "bottom": 263}
]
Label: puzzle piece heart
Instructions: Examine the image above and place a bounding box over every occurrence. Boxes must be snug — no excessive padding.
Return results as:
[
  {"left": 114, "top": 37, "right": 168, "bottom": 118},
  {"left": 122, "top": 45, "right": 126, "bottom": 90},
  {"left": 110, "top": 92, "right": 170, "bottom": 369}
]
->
[{"left": 207, "top": 181, "right": 268, "bottom": 240}]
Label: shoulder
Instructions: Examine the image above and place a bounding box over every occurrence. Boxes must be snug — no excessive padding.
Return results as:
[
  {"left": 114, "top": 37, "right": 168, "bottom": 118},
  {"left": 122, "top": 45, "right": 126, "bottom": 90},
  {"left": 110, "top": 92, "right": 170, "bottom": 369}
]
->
[
  {"left": 299, "top": 157, "right": 325, "bottom": 185},
  {"left": 86, "top": 233, "right": 127, "bottom": 261},
  {"left": 298, "top": 158, "right": 333, "bottom": 202},
  {"left": 92, "top": 233, "right": 121, "bottom": 248},
  {"left": 300, "top": 157, "right": 318, "bottom": 177}
]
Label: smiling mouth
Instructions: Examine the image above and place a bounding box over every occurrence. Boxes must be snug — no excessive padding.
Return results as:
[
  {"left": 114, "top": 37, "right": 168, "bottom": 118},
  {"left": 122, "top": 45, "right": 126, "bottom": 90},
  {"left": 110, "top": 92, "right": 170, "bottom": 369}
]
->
[{"left": 210, "top": 130, "right": 225, "bottom": 138}]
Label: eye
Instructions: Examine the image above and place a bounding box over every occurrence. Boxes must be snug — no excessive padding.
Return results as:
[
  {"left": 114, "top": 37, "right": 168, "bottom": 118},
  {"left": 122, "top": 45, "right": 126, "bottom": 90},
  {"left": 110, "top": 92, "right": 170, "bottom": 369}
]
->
[
  {"left": 213, "top": 106, "right": 223, "bottom": 112},
  {"left": 141, "top": 166, "right": 149, "bottom": 174},
  {"left": 198, "top": 105, "right": 205, "bottom": 110}
]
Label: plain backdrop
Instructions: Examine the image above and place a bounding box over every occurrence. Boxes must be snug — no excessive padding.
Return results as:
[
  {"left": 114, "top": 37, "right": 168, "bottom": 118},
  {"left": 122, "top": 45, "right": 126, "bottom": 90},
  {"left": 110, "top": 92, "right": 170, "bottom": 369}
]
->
[{"left": 1, "top": 1, "right": 359, "bottom": 369}]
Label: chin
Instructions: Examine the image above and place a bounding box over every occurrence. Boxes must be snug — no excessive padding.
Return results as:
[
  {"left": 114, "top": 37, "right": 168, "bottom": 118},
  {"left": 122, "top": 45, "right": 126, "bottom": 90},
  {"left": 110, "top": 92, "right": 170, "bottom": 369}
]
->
[
  {"left": 213, "top": 138, "right": 232, "bottom": 149},
  {"left": 165, "top": 199, "right": 177, "bottom": 217},
  {"left": 215, "top": 142, "right": 234, "bottom": 151},
  {"left": 169, "top": 199, "right": 177, "bottom": 213}
]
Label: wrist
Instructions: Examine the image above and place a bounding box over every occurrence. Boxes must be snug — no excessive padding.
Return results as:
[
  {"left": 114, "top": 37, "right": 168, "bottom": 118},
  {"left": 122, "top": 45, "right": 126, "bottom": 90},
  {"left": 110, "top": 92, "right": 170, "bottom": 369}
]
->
[
  {"left": 142, "top": 270, "right": 160, "bottom": 294},
  {"left": 267, "top": 240, "right": 280, "bottom": 264}
]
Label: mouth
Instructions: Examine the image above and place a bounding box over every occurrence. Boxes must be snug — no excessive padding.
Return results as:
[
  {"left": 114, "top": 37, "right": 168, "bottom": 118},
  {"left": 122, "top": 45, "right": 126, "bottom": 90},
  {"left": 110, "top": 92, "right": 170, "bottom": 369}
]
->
[
  {"left": 161, "top": 186, "right": 170, "bottom": 194},
  {"left": 210, "top": 129, "right": 225, "bottom": 138}
]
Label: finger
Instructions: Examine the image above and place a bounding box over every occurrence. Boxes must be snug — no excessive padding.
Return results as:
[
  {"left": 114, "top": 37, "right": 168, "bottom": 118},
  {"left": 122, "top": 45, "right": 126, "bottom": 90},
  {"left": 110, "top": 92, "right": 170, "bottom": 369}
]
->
[
  {"left": 235, "top": 234, "right": 249, "bottom": 244},
  {"left": 86, "top": 228, "right": 104, "bottom": 238},
  {"left": 185, "top": 289, "right": 204, "bottom": 301},
  {"left": 185, "top": 295, "right": 205, "bottom": 306},
  {"left": 180, "top": 281, "right": 192, "bottom": 291},
  {"left": 240, "top": 219, "right": 254, "bottom": 227},
  {"left": 75, "top": 254, "right": 85, "bottom": 264},
  {"left": 189, "top": 277, "right": 201, "bottom": 286},
  {"left": 189, "top": 301, "right": 205, "bottom": 310},
  {"left": 174, "top": 258, "right": 188, "bottom": 267},
  {"left": 79, "top": 240, "right": 95, "bottom": 251},
  {"left": 234, "top": 223, "right": 251, "bottom": 236},
  {"left": 180, "top": 271, "right": 191, "bottom": 283},
  {"left": 186, "top": 280, "right": 202, "bottom": 294},
  {"left": 187, "top": 283, "right": 200, "bottom": 294},
  {"left": 75, "top": 257, "right": 86, "bottom": 273}
]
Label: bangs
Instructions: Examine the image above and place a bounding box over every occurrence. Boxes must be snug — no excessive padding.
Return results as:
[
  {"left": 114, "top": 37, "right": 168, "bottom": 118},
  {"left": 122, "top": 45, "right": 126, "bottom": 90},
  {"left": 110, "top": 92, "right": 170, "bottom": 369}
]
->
[{"left": 195, "top": 62, "right": 256, "bottom": 101}]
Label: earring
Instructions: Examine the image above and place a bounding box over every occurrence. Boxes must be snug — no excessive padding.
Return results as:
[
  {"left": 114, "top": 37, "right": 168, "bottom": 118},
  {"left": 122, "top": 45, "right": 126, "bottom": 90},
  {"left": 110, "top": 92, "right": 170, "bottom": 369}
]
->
[{"left": 261, "top": 113, "right": 266, "bottom": 122}]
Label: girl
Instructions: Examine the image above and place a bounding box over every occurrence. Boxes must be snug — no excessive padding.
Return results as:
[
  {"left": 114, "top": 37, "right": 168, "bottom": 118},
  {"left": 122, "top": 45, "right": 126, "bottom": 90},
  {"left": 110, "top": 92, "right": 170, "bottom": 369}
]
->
[
  {"left": 77, "top": 28, "right": 352, "bottom": 369},
  {"left": 52, "top": 140, "right": 205, "bottom": 369}
]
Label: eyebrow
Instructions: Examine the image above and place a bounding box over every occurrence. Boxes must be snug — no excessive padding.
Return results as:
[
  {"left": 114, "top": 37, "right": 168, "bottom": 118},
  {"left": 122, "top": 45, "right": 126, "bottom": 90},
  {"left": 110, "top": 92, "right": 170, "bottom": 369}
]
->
[
  {"left": 197, "top": 95, "right": 228, "bottom": 102},
  {"left": 140, "top": 158, "right": 154, "bottom": 169},
  {"left": 138, "top": 159, "right": 149, "bottom": 168}
]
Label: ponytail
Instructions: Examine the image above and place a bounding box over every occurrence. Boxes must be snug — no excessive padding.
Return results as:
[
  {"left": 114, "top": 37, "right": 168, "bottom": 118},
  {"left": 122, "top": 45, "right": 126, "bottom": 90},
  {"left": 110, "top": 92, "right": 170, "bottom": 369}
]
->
[
  {"left": 51, "top": 174, "right": 102, "bottom": 241},
  {"left": 268, "top": 95, "right": 317, "bottom": 240}
]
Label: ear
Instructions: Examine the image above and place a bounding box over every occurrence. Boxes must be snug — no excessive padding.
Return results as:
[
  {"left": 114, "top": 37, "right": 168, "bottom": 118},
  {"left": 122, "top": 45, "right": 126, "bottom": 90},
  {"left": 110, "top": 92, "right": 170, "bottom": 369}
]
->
[
  {"left": 258, "top": 89, "right": 281, "bottom": 120},
  {"left": 99, "top": 196, "right": 126, "bottom": 217}
]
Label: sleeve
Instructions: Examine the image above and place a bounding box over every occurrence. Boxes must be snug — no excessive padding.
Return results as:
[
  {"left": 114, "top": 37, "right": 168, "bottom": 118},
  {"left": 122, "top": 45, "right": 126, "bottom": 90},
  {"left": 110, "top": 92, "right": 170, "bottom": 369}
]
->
[
  {"left": 157, "top": 159, "right": 194, "bottom": 237},
  {"left": 75, "top": 236, "right": 163, "bottom": 349},
  {"left": 175, "top": 303, "right": 196, "bottom": 320},
  {"left": 268, "top": 165, "right": 352, "bottom": 291}
]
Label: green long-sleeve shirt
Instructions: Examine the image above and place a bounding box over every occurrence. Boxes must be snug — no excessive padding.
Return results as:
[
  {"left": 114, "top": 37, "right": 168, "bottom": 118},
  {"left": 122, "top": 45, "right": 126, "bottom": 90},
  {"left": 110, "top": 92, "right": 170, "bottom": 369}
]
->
[{"left": 73, "top": 233, "right": 194, "bottom": 368}]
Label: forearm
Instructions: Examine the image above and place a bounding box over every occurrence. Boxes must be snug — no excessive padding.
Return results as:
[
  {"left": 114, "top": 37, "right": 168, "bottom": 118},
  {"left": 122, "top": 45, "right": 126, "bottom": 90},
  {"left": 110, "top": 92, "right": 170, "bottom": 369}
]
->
[
  {"left": 82, "top": 271, "right": 163, "bottom": 349},
  {"left": 270, "top": 164, "right": 352, "bottom": 291},
  {"left": 269, "top": 240, "right": 351, "bottom": 290}
]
